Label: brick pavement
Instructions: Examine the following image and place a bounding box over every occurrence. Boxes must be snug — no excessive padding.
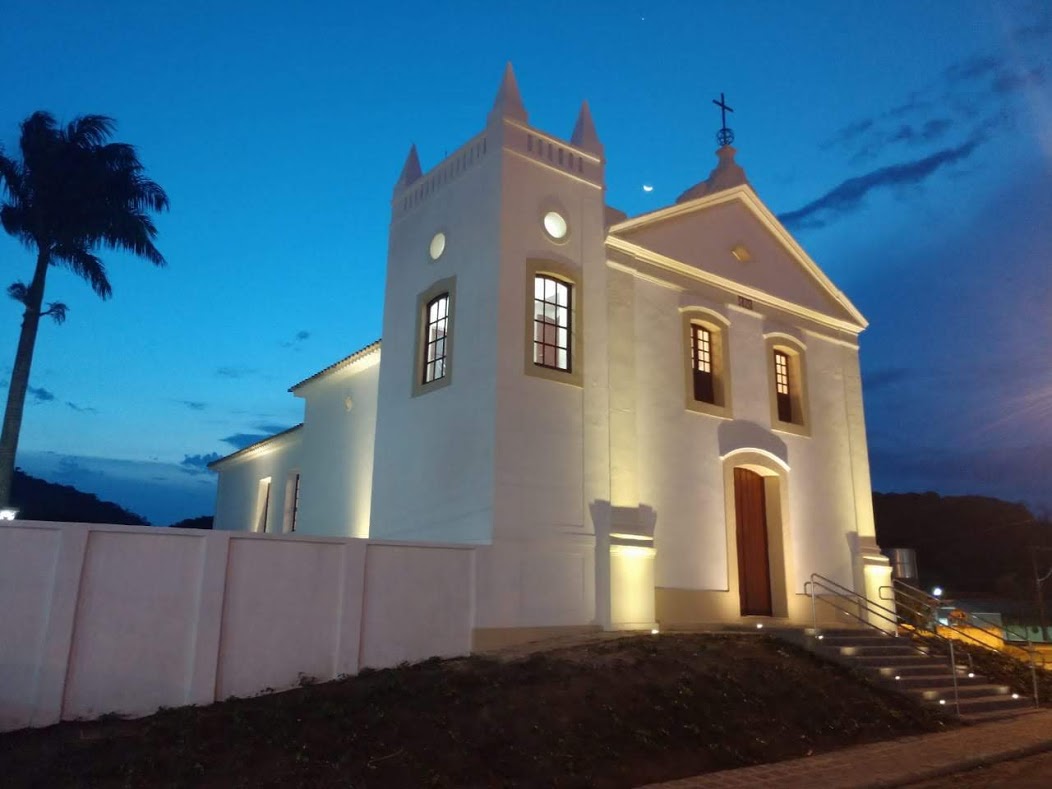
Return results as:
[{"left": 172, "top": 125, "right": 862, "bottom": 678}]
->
[{"left": 640, "top": 709, "right": 1052, "bottom": 788}]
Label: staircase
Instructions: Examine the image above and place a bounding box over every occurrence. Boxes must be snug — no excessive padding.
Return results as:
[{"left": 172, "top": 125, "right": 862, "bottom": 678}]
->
[
  {"left": 796, "top": 573, "right": 1041, "bottom": 721},
  {"left": 813, "top": 629, "right": 1032, "bottom": 720}
]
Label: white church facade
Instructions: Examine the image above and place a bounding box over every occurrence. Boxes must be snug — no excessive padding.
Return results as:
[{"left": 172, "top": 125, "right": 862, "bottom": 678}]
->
[{"left": 211, "top": 65, "right": 891, "bottom": 645}]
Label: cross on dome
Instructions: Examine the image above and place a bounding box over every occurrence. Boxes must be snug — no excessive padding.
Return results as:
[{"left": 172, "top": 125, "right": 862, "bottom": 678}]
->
[{"left": 712, "top": 92, "right": 735, "bottom": 147}]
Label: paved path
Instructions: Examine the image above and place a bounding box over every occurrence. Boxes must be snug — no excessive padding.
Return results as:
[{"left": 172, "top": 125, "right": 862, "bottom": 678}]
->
[{"left": 641, "top": 709, "right": 1052, "bottom": 789}]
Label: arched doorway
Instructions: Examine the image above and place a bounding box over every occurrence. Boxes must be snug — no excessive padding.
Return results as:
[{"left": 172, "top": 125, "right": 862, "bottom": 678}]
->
[{"left": 734, "top": 467, "right": 772, "bottom": 616}]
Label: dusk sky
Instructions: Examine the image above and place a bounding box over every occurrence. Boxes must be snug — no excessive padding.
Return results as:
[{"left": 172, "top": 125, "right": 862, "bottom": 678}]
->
[{"left": 1, "top": 1, "right": 1049, "bottom": 525}]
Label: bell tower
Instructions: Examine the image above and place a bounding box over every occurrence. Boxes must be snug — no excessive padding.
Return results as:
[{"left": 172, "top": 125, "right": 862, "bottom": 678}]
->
[{"left": 371, "top": 66, "right": 609, "bottom": 637}]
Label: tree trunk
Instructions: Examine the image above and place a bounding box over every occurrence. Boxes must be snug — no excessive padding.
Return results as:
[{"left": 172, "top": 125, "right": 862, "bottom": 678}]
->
[{"left": 0, "top": 249, "right": 50, "bottom": 507}]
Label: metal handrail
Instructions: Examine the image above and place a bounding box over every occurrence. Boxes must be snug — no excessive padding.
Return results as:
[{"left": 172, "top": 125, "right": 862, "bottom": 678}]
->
[
  {"left": 878, "top": 579, "right": 1041, "bottom": 707},
  {"left": 807, "top": 572, "right": 991, "bottom": 716},
  {"left": 878, "top": 584, "right": 974, "bottom": 672},
  {"left": 806, "top": 573, "right": 964, "bottom": 713}
]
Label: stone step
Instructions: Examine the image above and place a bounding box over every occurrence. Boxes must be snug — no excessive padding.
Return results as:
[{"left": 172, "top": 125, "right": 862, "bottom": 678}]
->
[
  {"left": 873, "top": 663, "right": 966, "bottom": 678},
  {"left": 851, "top": 654, "right": 942, "bottom": 667},
  {"left": 775, "top": 625, "right": 1037, "bottom": 721},
  {"left": 826, "top": 644, "right": 926, "bottom": 658},
  {"left": 819, "top": 634, "right": 904, "bottom": 646},
  {"left": 909, "top": 684, "right": 1011, "bottom": 701},
  {"left": 884, "top": 673, "right": 998, "bottom": 689},
  {"left": 947, "top": 694, "right": 1032, "bottom": 715},
  {"left": 959, "top": 705, "right": 1042, "bottom": 723}
]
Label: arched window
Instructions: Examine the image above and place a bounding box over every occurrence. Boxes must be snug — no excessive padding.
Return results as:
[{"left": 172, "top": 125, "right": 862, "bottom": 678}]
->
[
  {"left": 423, "top": 293, "right": 450, "bottom": 384},
  {"left": 766, "top": 336, "right": 809, "bottom": 435},
  {"left": 691, "top": 324, "right": 716, "bottom": 403},
  {"left": 413, "top": 277, "right": 456, "bottom": 396},
  {"left": 533, "top": 274, "right": 572, "bottom": 371},
  {"left": 524, "top": 260, "right": 582, "bottom": 387},
  {"left": 682, "top": 309, "right": 732, "bottom": 418}
]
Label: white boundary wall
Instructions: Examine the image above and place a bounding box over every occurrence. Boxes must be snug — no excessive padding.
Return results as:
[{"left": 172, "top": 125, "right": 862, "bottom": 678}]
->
[{"left": 0, "top": 521, "right": 475, "bottom": 732}]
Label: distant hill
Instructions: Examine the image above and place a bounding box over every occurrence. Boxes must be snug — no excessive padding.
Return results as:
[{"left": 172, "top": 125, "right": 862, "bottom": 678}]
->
[
  {"left": 873, "top": 491, "right": 1052, "bottom": 600},
  {"left": 10, "top": 469, "right": 149, "bottom": 526},
  {"left": 169, "top": 515, "right": 214, "bottom": 530}
]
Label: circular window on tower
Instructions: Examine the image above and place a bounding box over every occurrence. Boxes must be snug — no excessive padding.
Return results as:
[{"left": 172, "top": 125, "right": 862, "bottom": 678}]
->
[
  {"left": 542, "top": 210, "right": 569, "bottom": 241},
  {"left": 429, "top": 232, "right": 446, "bottom": 261}
]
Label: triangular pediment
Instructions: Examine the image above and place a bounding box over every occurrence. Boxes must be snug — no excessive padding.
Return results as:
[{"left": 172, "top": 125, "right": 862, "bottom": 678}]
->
[{"left": 608, "top": 186, "right": 866, "bottom": 330}]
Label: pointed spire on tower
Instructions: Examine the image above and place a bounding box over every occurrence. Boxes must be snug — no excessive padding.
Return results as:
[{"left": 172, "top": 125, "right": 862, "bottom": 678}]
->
[
  {"left": 393, "top": 143, "right": 422, "bottom": 193},
  {"left": 570, "top": 100, "right": 603, "bottom": 156},
  {"left": 489, "top": 62, "right": 528, "bottom": 124}
]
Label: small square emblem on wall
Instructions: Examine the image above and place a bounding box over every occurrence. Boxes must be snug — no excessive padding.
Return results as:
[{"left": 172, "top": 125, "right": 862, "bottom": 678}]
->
[
  {"left": 738, "top": 296, "right": 754, "bottom": 310},
  {"left": 731, "top": 244, "right": 751, "bottom": 262}
]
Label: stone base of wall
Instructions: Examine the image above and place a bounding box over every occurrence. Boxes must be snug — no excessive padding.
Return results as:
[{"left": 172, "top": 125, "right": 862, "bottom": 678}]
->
[
  {"left": 472, "top": 625, "right": 602, "bottom": 652},
  {"left": 656, "top": 589, "right": 864, "bottom": 629}
]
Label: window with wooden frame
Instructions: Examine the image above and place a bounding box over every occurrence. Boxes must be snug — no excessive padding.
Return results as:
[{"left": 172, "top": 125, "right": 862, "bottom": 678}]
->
[
  {"left": 283, "top": 471, "right": 301, "bottom": 533},
  {"left": 691, "top": 325, "right": 716, "bottom": 404},
  {"left": 682, "top": 311, "right": 731, "bottom": 418},
  {"left": 533, "top": 274, "right": 572, "bottom": 372},
  {"left": 422, "top": 293, "right": 450, "bottom": 384},
  {"left": 766, "top": 337, "right": 809, "bottom": 435},
  {"left": 774, "top": 350, "right": 792, "bottom": 422},
  {"left": 254, "top": 477, "right": 271, "bottom": 533},
  {"left": 413, "top": 277, "right": 456, "bottom": 397}
]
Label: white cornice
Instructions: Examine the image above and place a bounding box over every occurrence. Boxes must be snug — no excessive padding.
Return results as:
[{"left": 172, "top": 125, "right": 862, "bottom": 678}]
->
[
  {"left": 504, "top": 119, "right": 603, "bottom": 164},
  {"left": 606, "top": 258, "right": 684, "bottom": 291},
  {"left": 208, "top": 424, "right": 303, "bottom": 471},
  {"left": 289, "top": 340, "right": 381, "bottom": 395},
  {"left": 608, "top": 185, "right": 868, "bottom": 331},
  {"left": 503, "top": 147, "right": 604, "bottom": 190},
  {"left": 606, "top": 235, "right": 864, "bottom": 335}
]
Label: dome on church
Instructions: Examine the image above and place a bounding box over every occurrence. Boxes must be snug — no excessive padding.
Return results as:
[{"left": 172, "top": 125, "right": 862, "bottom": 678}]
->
[{"left": 676, "top": 145, "right": 751, "bottom": 204}]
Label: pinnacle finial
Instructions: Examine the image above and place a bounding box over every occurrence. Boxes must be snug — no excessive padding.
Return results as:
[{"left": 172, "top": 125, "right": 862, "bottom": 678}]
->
[
  {"left": 394, "top": 144, "right": 422, "bottom": 193},
  {"left": 489, "top": 62, "right": 528, "bottom": 123},
  {"left": 571, "top": 100, "right": 603, "bottom": 156},
  {"left": 712, "top": 92, "right": 735, "bottom": 147}
]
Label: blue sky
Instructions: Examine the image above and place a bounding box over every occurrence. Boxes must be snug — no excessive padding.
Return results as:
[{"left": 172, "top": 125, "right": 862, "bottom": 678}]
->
[{"left": 1, "top": 1, "right": 1049, "bottom": 524}]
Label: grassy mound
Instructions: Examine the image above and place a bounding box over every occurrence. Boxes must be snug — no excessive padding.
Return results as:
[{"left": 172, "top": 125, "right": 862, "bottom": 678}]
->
[{"left": 0, "top": 634, "right": 951, "bottom": 788}]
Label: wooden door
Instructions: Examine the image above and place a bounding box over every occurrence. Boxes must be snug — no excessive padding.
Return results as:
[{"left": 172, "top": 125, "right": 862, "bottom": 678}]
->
[{"left": 734, "top": 467, "right": 773, "bottom": 616}]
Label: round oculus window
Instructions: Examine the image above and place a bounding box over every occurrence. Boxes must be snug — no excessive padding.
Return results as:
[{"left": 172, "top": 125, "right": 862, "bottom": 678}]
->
[
  {"left": 543, "top": 211, "right": 568, "bottom": 240},
  {"left": 429, "top": 232, "right": 446, "bottom": 260}
]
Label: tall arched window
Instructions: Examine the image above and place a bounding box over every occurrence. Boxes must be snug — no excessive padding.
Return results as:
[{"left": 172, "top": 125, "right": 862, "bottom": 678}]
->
[
  {"left": 533, "top": 274, "right": 572, "bottom": 372},
  {"left": 681, "top": 309, "right": 732, "bottom": 418},
  {"left": 765, "top": 335, "right": 809, "bottom": 435},
  {"left": 413, "top": 276, "right": 456, "bottom": 397},
  {"left": 423, "top": 293, "right": 450, "bottom": 384}
]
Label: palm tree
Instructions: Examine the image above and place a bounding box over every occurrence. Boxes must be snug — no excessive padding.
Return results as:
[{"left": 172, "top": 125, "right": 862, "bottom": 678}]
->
[{"left": 0, "top": 112, "right": 168, "bottom": 506}]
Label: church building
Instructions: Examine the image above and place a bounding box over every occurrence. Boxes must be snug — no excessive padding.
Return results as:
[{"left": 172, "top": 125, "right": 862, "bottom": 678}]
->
[{"left": 211, "top": 65, "right": 891, "bottom": 644}]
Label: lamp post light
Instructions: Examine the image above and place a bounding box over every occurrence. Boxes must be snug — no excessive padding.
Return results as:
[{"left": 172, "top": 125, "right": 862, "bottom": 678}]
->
[{"left": 1030, "top": 546, "right": 1052, "bottom": 641}]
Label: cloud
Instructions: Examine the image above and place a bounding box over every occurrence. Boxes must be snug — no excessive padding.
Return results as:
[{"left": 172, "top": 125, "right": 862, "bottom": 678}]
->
[
  {"left": 66, "top": 401, "right": 98, "bottom": 414},
  {"left": 180, "top": 452, "right": 222, "bottom": 472},
  {"left": 28, "top": 386, "right": 55, "bottom": 403},
  {"left": 255, "top": 422, "right": 291, "bottom": 434},
  {"left": 219, "top": 422, "right": 294, "bottom": 450},
  {"left": 220, "top": 433, "right": 271, "bottom": 450},
  {"left": 216, "top": 366, "right": 258, "bottom": 379},
  {"left": 281, "top": 329, "right": 311, "bottom": 349},
  {"left": 824, "top": 118, "right": 875, "bottom": 147},
  {"left": 780, "top": 137, "right": 983, "bottom": 230},
  {"left": 1011, "top": 13, "right": 1051, "bottom": 44},
  {"left": 825, "top": 17, "right": 1047, "bottom": 166},
  {"left": 18, "top": 450, "right": 217, "bottom": 526},
  {"left": 863, "top": 367, "right": 913, "bottom": 393},
  {"left": 991, "top": 66, "right": 1045, "bottom": 95},
  {"left": 180, "top": 400, "right": 207, "bottom": 411},
  {"left": 944, "top": 54, "right": 1003, "bottom": 85}
]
